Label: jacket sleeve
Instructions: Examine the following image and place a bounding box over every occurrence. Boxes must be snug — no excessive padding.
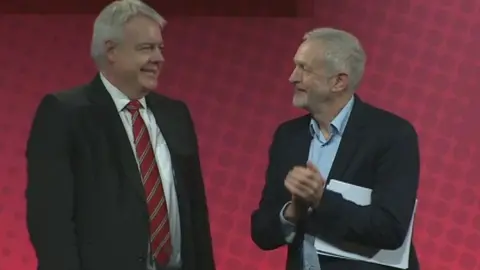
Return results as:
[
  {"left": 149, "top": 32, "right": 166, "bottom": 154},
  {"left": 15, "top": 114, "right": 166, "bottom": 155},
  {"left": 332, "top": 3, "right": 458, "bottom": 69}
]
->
[
  {"left": 181, "top": 102, "right": 216, "bottom": 270},
  {"left": 26, "top": 94, "right": 81, "bottom": 270},
  {"left": 251, "top": 125, "right": 293, "bottom": 250}
]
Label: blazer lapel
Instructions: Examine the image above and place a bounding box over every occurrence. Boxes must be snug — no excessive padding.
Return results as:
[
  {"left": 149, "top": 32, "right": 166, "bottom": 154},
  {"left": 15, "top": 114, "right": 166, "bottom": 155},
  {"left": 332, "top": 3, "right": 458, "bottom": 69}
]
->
[
  {"left": 86, "top": 74, "right": 146, "bottom": 203},
  {"left": 145, "top": 94, "right": 185, "bottom": 191},
  {"left": 145, "top": 95, "right": 179, "bottom": 154},
  {"left": 146, "top": 94, "right": 193, "bottom": 243},
  {"left": 290, "top": 117, "right": 312, "bottom": 167},
  {"left": 327, "top": 95, "right": 368, "bottom": 181}
]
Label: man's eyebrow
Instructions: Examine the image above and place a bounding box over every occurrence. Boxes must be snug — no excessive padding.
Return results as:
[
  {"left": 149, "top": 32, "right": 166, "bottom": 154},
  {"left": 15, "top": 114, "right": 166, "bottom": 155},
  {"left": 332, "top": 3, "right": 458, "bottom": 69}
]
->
[
  {"left": 294, "top": 59, "right": 309, "bottom": 67},
  {"left": 136, "top": 42, "right": 164, "bottom": 48}
]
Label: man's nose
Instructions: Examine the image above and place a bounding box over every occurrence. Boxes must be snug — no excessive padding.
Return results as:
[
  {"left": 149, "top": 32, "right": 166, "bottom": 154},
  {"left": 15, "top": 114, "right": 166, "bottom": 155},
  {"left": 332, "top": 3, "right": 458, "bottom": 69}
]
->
[
  {"left": 151, "top": 48, "right": 164, "bottom": 62},
  {"left": 289, "top": 68, "right": 300, "bottom": 84}
]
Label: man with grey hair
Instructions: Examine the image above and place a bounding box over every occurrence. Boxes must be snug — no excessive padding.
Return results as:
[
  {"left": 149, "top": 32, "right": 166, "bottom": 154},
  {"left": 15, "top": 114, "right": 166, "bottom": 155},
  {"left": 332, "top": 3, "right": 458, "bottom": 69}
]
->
[
  {"left": 251, "top": 28, "right": 420, "bottom": 270},
  {"left": 25, "top": 1, "right": 215, "bottom": 270}
]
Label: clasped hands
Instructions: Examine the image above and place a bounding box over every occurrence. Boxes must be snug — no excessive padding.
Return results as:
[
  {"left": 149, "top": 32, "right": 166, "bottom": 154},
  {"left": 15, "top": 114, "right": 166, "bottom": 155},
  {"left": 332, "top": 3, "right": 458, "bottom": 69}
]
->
[{"left": 284, "top": 161, "right": 326, "bottom": 221}]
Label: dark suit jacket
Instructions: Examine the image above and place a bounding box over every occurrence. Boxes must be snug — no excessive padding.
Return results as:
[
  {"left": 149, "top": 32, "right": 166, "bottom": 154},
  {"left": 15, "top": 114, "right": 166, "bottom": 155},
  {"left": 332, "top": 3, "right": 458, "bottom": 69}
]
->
[
  {"left": 250, "top": 95, "right": 420, "bottom": 270},
  {"left": 26, "top": 75, "right": 215, "bottom": 270}
]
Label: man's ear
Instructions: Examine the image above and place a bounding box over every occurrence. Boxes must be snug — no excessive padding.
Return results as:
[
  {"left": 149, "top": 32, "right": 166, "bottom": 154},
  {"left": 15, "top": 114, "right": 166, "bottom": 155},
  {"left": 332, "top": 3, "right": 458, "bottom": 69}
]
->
[
  {"left": 104, "top": 40, "right": 117, "bottom": 62},
  {"left": 331, "top": 73, "right": 349, "bottom": 93}
]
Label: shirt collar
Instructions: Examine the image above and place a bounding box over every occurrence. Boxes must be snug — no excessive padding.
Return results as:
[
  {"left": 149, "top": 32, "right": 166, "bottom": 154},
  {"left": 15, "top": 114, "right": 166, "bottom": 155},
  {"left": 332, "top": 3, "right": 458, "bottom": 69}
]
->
[
  {"left": 100, "top": 73, "right": 147, "bottom": 112},
  {"left": 309, "top": 96, "right": 355, "bottom": 137}
]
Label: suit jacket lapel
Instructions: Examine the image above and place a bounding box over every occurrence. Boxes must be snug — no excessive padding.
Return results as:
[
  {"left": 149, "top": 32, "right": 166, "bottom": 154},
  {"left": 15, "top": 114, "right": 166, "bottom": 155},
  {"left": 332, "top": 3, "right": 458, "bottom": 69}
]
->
[
  {"left": 145, "top": 95, "right": 178, "bottom": 154},
  {"left": 146, "top": 95, "right": 185, "bottom": 192},
  {"left": 290, "top": 117, "right": 312, "bottom": 167},
  {"left": 86, "top": 74, "right": 146, "bottom": 203},
  {"left": 146, "top": 94, "right": 192, "bottom": 240},
  {"left": 327, "top": 95, "right": 368, "bottom": 181}
]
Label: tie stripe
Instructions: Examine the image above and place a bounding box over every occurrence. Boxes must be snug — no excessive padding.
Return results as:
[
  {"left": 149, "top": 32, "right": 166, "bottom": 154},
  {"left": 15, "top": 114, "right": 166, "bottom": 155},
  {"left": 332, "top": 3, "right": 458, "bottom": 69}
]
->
[{"left": 126, "top": 100, "right": 172, "bottom": 265}]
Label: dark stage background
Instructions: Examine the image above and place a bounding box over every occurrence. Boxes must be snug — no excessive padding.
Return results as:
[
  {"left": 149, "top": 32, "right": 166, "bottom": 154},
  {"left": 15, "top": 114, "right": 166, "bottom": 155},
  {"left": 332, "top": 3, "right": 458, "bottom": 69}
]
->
[{"left": 1, "top": 0, "right": 480, "bottom": 269}]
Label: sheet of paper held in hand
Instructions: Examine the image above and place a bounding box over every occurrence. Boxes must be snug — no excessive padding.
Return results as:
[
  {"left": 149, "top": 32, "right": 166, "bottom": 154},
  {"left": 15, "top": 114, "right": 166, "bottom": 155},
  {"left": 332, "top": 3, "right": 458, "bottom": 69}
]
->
[{"left": 314, "top": 179, "right": 418, "bottom": 269}]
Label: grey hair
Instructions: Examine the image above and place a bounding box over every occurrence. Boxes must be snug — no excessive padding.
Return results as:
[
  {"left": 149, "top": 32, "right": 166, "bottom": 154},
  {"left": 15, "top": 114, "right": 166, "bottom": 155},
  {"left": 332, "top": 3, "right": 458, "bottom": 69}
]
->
[
  {"left": 90, "top": 0, "right": 166, "bottom": 66},
  {"left": 303, "top": 28, "right": 366, "bottom": 91}
]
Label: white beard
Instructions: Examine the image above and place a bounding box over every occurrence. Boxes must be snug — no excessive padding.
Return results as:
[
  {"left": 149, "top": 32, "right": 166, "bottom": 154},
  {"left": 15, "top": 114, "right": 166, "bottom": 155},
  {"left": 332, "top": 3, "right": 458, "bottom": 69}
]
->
[{"left": 292, "top": 91, "right": 308, "bottom": 108}]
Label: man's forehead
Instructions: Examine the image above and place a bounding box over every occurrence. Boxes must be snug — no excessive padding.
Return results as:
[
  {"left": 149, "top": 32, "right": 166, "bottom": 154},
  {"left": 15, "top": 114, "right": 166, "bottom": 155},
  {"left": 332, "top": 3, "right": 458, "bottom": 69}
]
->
[
  {"left": 294, "top": 41, "right": 323, "bottom": 64},
  {"left": 125, "top": 16, "right": 163, "bottom": 34},
  {"left": 124, "top": 18, "right": 163, "bottom": 43}
]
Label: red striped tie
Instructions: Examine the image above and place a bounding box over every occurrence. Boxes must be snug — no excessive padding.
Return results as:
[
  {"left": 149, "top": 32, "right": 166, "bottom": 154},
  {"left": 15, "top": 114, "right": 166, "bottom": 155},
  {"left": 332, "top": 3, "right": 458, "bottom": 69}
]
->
[{"left": 126, "top": 100, "right": 172, "bottom": 265}]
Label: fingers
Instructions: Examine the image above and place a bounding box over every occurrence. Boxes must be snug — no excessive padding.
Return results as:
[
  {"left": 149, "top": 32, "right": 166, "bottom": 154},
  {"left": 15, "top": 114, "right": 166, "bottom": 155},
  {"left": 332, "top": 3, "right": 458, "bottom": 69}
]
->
[
  {"left": 285, "top": 165, "right": 326, "bottom": 205},
  {"left": 289, "top": 168, "right": 313, "bottom": 188},
  {"left": 285, "top": 163, "right": 327, "bottom": 208},
  {"left": 285, "top": 170, "right": 317, "bottom": 199},
  {"left": 285, "top": 178, "right": 315, "bottom": 201},
  {"left": 289, "top": 167, "right": 322, "bottom": 190},
  {"left": 291, "top": 166, "right": 316, "bottom": 182},
  {"left": 305, "top": 162, "right": 326, "bottom": 187},
  {"left": 285, "top": 179, "right": 308, "bottom": 198},
  {"left": 306, "top": 161, "right": 320, "bottom": 173}
]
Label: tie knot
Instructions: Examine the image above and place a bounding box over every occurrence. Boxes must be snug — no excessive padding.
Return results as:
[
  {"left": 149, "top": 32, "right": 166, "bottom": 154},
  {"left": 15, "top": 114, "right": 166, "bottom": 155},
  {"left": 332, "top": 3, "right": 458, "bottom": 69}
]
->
[{"left": 126, "top": 100, "right": 142, "bottom": 113}]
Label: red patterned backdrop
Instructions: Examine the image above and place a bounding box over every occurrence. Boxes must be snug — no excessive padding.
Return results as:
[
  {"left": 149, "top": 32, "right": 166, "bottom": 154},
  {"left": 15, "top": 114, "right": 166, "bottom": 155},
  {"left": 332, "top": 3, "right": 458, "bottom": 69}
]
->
[{"left": 1, "top": 0, "right": 479, "bottom": 270}]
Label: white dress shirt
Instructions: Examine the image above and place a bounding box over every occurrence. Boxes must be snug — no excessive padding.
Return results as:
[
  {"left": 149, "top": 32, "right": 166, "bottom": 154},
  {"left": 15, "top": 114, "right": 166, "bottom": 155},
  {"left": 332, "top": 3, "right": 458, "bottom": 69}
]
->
[{"left": 100, "top": 74, "right": 182, "bottom": 269}]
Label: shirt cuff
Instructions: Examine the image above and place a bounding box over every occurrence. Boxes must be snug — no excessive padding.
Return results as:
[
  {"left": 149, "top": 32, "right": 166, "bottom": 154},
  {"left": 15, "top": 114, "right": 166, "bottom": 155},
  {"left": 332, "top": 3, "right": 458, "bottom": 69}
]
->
[{"left": 279, "top": 201, "right": 296, "bottom": 243}]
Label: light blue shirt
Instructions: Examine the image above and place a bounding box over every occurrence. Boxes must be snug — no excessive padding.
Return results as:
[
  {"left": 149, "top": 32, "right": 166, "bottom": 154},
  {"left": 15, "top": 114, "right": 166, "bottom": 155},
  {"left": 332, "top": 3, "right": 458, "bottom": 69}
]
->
[{"left": 279, "top": 96, "right": 354, "bottom": 269}]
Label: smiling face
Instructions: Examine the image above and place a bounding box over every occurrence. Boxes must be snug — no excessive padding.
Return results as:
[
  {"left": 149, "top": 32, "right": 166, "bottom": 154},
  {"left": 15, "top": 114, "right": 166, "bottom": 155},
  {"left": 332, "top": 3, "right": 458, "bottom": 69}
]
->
[
  {"left": 289, "top": 40, "right": 349, "bottom": 113},
  {"left": 106, "top": 15, "right": 164, "bottom": 98},
  {"left": 289, "top": 41, "right": 332, "bottom": 111}
]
